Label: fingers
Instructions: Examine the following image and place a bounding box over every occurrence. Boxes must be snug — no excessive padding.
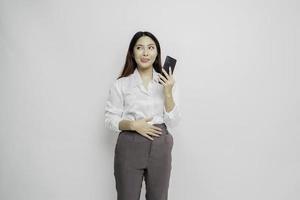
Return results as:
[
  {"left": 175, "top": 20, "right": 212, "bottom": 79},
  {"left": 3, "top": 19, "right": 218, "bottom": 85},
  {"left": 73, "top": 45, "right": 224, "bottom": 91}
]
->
[
  {"left": 141, "top": 126, "right": 163, "bottom": 140},
  {"left": 162, "top": 68, "right": 170, "bottom": 79},
  {"left": 158, "top": 73, "right": 168, "bottom": 84},
  {"left": 151, "top": 125, "right": 162, "bottom": 132},
  {"left": 138, "top": 118, "right": 164, "bottom": 140},
  {"left": 150, "top": 129, "right": 162, "bottom": 136},
  {"left": 158, "top": 78, "right": 166, "bottom": 86},
  {"left": 147, "top": 126, "right": 162, "bottom": 137},
  {"left": 169, "top": 67, "right": 173, "bottom": 76},
  {"left": 142, "top": 133, "right": 154, "bottom": 141},
  {"left": 146, "top": 132, "right": 160, "bottom": 137},
  {"left": 159, "top": 72, "right": 168, "bottom": 81}
]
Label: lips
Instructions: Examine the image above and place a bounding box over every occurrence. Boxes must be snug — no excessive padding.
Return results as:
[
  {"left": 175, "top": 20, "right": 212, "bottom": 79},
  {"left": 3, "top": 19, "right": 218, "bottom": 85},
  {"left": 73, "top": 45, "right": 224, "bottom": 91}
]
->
[{"left": 141, "top": 58, "right": 150, "bottom": 63}]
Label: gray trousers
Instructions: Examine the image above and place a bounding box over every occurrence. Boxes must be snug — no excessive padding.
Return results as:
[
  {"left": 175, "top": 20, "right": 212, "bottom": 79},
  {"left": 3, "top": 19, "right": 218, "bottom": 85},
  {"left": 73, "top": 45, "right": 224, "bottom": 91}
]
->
[{"left": 114, "top": 123, "right": 174, "bottom": 200}]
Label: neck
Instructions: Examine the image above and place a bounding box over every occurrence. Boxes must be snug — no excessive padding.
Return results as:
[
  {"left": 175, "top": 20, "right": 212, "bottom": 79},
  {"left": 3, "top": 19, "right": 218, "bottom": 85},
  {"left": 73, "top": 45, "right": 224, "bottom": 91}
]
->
[{"left": 137, "top": 66, "right": 153, "bottom": 81}]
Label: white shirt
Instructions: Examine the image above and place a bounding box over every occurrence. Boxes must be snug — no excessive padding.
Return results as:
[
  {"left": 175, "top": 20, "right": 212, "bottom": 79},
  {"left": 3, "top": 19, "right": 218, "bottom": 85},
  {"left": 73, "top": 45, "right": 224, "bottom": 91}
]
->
[{"left": 104, "top": 67, "right": 181, "bottom": 133}]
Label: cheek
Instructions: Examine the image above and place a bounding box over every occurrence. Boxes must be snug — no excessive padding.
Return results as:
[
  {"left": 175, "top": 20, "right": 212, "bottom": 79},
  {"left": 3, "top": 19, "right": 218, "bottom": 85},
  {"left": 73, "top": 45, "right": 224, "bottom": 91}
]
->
[
  {"left": 134, "top": 50, "right": 143, "bottom": 58},
  {"left": 133, "top": 52, "right": 140, "bottom": 61},
  {"left": 151, "top": 52, "right": 158, "bottom": 60}
]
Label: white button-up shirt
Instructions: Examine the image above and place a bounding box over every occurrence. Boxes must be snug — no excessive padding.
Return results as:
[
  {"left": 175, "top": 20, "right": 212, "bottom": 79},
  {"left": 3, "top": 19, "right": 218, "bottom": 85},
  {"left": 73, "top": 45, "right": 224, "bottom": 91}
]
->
[{"left": 104, "top": 67, "right": 181, "bottom": 133}]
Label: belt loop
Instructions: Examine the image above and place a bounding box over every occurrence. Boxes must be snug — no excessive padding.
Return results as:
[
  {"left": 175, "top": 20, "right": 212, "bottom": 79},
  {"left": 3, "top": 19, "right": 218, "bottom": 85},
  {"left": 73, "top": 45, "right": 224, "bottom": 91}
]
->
[
  {"left": 154, "top": 123, "right": 168, "bottom": 134},
  {"left": 164, "top": 123, "right": 169, "bottom": 135},
  {"left": 161, "top": 123, "right": 168, "bottom": 134}
]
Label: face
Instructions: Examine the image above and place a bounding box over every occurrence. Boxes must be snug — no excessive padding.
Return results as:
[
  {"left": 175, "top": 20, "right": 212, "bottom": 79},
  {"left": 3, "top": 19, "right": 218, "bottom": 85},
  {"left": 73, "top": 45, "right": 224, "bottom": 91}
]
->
[{"left": 133, "top": 36, "right": 158, "bottom": 70}]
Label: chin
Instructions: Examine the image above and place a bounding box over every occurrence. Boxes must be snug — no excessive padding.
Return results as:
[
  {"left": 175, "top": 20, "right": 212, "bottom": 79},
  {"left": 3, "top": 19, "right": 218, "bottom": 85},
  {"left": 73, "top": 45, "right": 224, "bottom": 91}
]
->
[{"left": 139, "top": 63, "right": 152, "bottom": 69}]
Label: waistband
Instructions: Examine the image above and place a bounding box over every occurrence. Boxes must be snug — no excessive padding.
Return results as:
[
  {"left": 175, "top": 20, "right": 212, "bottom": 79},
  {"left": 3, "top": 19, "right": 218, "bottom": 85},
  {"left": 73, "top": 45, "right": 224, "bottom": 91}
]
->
[
  {"left": 153, "top": 123, "right": 168, "bottom": 134},
  {"left": 120, "top": 123, "right": 169, "bottom": 135}
]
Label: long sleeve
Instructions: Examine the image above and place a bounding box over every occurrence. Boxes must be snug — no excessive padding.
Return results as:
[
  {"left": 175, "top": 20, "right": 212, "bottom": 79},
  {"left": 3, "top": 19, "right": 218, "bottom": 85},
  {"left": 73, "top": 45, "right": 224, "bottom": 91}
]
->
[
  {"left": 104, "top": 81, "right": 124, "bottom": 133},
  {"left": 163, "top": 83, "right": 181, "bottom": 128}
]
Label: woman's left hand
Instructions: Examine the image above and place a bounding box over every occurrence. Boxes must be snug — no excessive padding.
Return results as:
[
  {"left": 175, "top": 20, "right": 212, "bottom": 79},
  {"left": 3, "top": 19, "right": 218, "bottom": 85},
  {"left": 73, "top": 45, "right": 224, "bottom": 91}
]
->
[{"left": 158, "top": 67, "right": 175, "bottom": 94}]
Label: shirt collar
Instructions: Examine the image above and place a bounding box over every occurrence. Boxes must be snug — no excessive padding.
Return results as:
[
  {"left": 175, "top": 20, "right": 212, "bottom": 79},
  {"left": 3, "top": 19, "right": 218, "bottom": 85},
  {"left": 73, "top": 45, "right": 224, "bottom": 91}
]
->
[{"left": 131, "top": 67, "right": 160, "bottom": 87}]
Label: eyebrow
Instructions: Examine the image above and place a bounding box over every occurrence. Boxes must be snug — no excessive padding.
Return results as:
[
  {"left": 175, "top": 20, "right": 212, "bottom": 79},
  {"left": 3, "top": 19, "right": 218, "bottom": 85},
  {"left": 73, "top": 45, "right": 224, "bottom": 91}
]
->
[{"left": 135, "top": 44, "right": 156, "bottom": 46}]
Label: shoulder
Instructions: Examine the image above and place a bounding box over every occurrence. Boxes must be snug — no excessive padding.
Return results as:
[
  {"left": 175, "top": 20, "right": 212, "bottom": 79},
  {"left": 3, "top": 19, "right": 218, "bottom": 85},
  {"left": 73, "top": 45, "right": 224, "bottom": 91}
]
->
[{"left": 110, "top": 74, "right": 134, "bottom": 92}]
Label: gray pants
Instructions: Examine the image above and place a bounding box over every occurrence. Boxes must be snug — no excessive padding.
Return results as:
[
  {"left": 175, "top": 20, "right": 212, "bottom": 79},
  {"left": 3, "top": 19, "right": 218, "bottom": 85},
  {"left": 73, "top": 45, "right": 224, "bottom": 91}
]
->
[{"left": 114, "top": 123, "right": 174, "bottom": 200}]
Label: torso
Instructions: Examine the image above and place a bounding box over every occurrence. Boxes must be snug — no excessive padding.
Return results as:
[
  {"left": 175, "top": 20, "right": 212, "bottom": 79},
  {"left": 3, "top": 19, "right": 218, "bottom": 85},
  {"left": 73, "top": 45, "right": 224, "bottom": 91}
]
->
[{"left": 142, "top": 80, "right": 151, "bottom": 91}]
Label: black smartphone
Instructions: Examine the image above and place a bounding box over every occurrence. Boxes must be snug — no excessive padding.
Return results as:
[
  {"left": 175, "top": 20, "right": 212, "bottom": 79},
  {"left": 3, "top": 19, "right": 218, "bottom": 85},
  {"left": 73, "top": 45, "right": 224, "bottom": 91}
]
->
[{"left": 162, "top": 55, "right": 177, "bottom": 78}]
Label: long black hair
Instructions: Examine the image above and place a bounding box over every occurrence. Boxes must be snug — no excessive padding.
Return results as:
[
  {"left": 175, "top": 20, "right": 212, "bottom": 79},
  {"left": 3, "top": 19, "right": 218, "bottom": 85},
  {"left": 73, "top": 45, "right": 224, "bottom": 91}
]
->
[{"left": 117, "top": 31, "right": 163, "bottom": 79}]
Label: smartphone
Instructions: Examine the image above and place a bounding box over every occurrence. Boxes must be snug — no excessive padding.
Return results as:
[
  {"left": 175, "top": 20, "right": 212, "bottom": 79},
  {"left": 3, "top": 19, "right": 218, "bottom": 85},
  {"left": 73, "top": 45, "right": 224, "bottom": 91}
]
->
[{"left": 162, "top": 55, "right": 177, "bottom": 78}]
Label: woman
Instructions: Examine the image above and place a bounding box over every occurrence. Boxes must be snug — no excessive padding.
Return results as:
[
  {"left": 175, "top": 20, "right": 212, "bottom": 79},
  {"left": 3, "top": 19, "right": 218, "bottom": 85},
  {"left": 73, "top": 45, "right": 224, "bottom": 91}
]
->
[{"left": 104, "top": 31, "right": 181, "bottom": 200}]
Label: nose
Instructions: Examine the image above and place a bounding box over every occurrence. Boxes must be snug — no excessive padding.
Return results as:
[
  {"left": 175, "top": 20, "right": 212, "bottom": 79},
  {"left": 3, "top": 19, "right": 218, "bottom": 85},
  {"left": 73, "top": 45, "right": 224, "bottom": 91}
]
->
[{"left": 143, "top": 48, "right": 149, "bottom": 56}]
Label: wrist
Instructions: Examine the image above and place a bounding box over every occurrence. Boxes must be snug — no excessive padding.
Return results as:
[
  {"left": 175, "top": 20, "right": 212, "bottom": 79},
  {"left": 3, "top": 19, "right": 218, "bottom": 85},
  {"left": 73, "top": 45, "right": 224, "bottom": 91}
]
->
[
  {"left": 164, "top": 91, "right": 173, "bottom": 98},
  {"left": 130, "top": 120, "right": 136, "bottom": 131}
]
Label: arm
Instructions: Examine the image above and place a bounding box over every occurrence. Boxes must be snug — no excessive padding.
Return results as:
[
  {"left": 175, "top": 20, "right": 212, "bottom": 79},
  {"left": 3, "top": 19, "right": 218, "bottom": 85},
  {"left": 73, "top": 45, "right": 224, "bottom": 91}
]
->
[
  {"left": 104, "top": 81, "right": 133, "bottom": 133},
  {"left": 104, "top": 81, "right": 162, "bottom": 138},
  {"left": 163, "top": 83, "right": 181, "bottom": 128},
  {"left": 158, "top": 68, "right": 181, "bottom": 128},
  {"left": 164, "top": 89, "right": 175, "bottom": 112},
  {"left": 119, "top": 119, "right": 135, "bottom": 131}
]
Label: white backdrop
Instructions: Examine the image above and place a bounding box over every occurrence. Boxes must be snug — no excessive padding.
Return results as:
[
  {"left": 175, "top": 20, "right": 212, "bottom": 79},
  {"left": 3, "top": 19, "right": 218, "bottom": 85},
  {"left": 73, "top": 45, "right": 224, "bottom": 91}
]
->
[{"left": 1, "top": 0, "right": 299, "bottom": 200}]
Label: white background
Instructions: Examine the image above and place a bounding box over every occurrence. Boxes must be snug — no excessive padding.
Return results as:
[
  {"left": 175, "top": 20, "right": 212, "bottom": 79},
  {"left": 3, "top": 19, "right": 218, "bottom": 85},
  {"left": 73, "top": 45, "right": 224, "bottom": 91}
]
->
[{"left": 1, "top": 0, "right": 299, "bottom": 199}]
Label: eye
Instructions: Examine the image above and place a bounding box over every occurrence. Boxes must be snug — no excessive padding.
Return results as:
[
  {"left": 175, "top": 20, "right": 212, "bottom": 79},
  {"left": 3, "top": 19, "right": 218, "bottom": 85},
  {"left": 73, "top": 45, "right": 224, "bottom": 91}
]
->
[{"left": 149, "top": 46, "right": 155, "bottom": 50}]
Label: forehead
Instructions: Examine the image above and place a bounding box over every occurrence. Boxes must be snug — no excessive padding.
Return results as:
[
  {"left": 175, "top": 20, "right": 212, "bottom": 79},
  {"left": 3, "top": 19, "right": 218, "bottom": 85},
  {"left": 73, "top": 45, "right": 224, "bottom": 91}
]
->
[{"left": 135, "top": 36, "right": 156, "bottom": 46}]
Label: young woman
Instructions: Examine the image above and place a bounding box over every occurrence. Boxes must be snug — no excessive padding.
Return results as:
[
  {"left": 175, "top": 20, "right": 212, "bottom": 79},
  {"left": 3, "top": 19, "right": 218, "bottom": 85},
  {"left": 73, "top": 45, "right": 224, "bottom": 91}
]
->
[{"left": 104, "top": 31, "right": 181, "bottom": 200}]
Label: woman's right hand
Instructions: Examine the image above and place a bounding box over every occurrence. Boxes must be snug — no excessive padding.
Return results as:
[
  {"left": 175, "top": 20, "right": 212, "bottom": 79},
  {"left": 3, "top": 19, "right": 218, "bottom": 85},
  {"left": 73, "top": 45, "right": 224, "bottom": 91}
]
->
[{"left": 131, "top": 117, "right": 162, "bottom": 140}]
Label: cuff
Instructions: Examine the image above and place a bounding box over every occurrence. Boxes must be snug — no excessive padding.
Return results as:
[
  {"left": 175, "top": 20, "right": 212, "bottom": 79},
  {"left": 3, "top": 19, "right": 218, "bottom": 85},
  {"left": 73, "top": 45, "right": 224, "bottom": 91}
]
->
[
  {"left": 112, "top": 117, "right": 123, "bottom": 133},
  {"left": 164, "top": 104, "right": 178, "bottom": 120}
]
